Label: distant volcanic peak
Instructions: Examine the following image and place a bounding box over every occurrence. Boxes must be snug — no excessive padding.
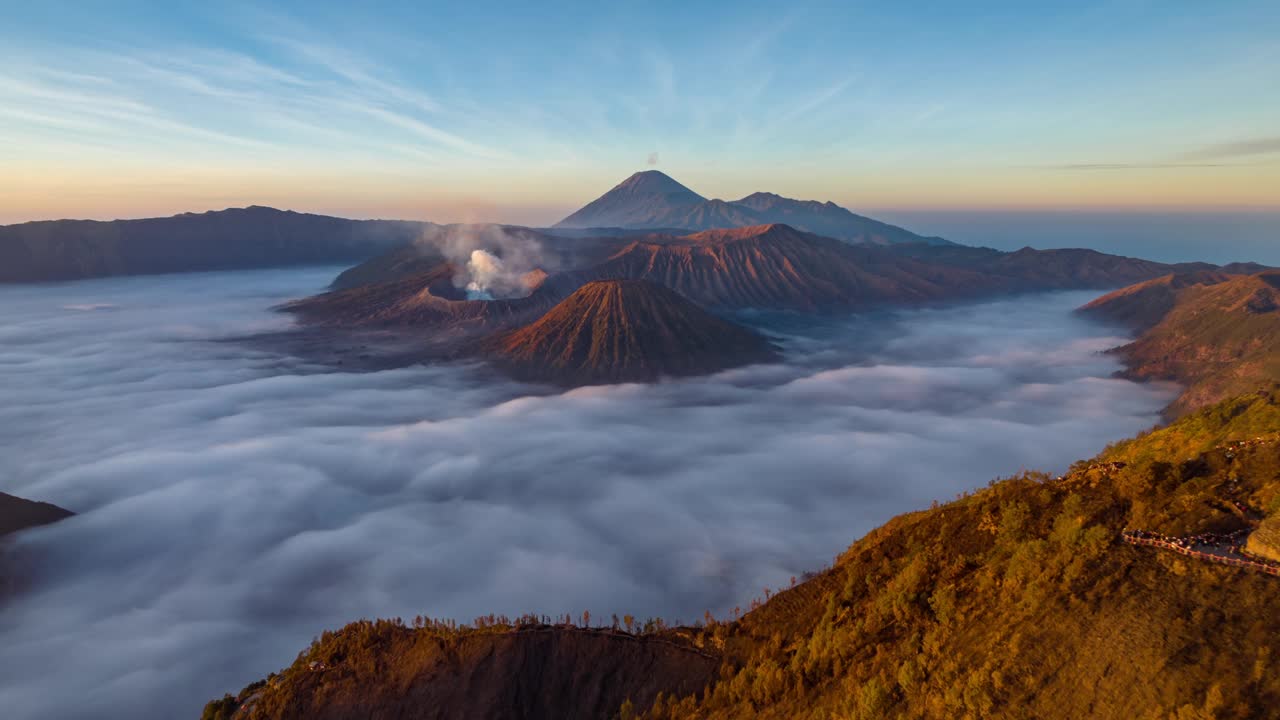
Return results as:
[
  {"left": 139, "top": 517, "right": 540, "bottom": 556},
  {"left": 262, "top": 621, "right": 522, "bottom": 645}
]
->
[
  {"left": 554, "top": 171, "right": 706, "bottom": 229},
  {"left": 612, "top": 170, "right": 705, "bottom": 199},
  {"left": 485, "top": 279, "right": 777, "bottom": 385}
]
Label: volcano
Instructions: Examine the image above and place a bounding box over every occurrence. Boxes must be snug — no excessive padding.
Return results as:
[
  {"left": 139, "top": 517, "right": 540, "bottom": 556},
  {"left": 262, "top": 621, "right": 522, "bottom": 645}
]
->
[
  {"left": 554, "top": 171, "right": 946, "bottom": 245},
  {"left": 554, "top": 171, "right": 707, "bottom": 230},
  {"left": 564, "top": 224, "right": 992, "bottom": 311},
  {"left": 483, "top": 280, "right": 777, "bottom": 385}
]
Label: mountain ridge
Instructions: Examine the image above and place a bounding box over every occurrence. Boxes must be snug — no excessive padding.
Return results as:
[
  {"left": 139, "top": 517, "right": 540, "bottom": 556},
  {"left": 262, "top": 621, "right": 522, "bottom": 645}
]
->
[
  {"left": 0, "top": 206, "right": 428, "bottom": 283},
  {"left": 554, "top": 171, "right": 950, "bottom": 246},
  {"left": 1083, "top": 270, "right": 1280, "bottom": 416}
]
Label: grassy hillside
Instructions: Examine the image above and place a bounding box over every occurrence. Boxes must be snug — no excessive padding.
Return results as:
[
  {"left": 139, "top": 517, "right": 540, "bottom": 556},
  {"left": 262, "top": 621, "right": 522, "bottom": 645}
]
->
[
  {"left": 1084, "top": 271, "right": 1280, "bottom": 417},
  {"left": 207, "top": 390, "right": 1280, "bottom": 720}
]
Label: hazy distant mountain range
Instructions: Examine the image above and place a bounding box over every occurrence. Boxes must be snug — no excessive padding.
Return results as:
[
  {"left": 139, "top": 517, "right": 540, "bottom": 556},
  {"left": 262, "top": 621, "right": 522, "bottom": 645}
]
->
[
  {"left": 0, "top": 171, "right": 949, "bottom": 283},
  {"left": 0, "top": 206, "right": 427, "bottom": 283},
  {"left": 555, "top": 170, "right": 951, "bottom": 245}
]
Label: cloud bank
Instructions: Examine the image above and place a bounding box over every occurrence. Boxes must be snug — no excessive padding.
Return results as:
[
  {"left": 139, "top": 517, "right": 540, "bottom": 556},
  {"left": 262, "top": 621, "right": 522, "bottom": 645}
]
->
[{"left": 0, "top": 267, "right": 1174, "bottom": 720}]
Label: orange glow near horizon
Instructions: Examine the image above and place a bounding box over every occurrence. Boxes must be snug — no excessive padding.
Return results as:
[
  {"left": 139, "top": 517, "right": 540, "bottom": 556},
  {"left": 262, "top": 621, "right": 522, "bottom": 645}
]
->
[{"left": 3, "top": 163, "right": 1277, "bottom": 226}]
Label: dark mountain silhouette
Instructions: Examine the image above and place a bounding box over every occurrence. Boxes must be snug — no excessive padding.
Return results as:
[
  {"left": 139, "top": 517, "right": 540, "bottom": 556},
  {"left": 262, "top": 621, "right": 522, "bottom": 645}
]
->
[
  {"left": 0, "top": 492, "right": 73, "bottom": 538},
  {"left": 730, "top": 191, "right": 947, "bottom": 245},
  {"left": 0, "top": 207, "right": 427, "bottom": 283},
  {"left": 554, "top": 171, "right": 948, "bottom": 246},
  {"left": 482, "top": 280, "right": 777, "bottom": 384},
  {"left": 1084, "top": 271, "right": 1280, "bottom": 416},
  {"left": 206, "top": 389, "right": 1280, "bottom": 720},
  {"left": 887, "top": 243, "right": 1231, "bottom": 289},
  {"left": 0, "top": 493, "right": 74, "bottom": 602}
]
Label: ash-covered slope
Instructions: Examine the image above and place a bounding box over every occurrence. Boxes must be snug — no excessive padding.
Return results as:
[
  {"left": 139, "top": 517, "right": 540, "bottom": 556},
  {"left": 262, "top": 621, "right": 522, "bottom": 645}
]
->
[
  {"left": 284, "top": 262, "right": 559, "bottom": 333},
  {"left": 1087, "top": 271, "right": 1280, "bottom": 416},
  {"left": 483, "top": 280, "right": 777, "bottom": 385},
  {"left": 0, "top": 207, "right": 426, "bottom": 283},
  {"left": 285, "top": 224, "right": 983, "bottom": 331},
  {"left": 1, "top": 492, "right": 74, "bottom": 600},
  {"left": 564, "top": 224, "right": 993, "bottom": 311},
  {"left": 329, "top": 225, "right": 635, "bottom": 291}
]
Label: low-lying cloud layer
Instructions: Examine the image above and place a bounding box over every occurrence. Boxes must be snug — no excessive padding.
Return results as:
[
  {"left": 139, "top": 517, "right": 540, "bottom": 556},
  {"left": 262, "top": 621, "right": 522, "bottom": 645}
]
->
[{"left": 0, "top": 268, "right": 1174, "bottom": 720}]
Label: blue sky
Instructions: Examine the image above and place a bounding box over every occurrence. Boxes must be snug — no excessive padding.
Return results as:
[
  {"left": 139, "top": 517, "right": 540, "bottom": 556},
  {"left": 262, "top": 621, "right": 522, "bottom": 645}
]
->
[{"left": 1, "top": 0, "right": 1278, "bottom": 231}]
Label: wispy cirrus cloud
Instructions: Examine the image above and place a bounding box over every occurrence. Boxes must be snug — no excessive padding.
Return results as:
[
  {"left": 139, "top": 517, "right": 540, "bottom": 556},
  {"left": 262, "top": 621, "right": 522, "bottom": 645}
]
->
[
  {"left": 1033, "top": 136, "right": 1280, "bottom": 172},
  {"left": 0, "top": 28, "right": 510, "bottom": 170},
  {"left": 1178, "top": 135, "right": 1280, "bottom": 161},
  {"left": 1031, "top": 162, "right": 1231, "bottom": 170}
]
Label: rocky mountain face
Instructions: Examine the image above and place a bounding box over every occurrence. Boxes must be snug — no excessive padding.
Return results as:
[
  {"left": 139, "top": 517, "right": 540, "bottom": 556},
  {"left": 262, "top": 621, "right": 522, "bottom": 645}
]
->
[
  {"left": 205, "top": 389, "right": 1280, "bottom": 720},
  {"left": 1083, "top": 271, "right": 1280, "bottom": 416},
  {"left": 561, "top": 224, "right": 993, "bottom": 311},
  {"left": 0, "top": 207, "right": 427, "bottom": 283},
  {"left": 553, "top": 171, "right": 948, "bottom": 246},
  {"left": 482, "top": 280, "right": 777, "bottom": 385}
]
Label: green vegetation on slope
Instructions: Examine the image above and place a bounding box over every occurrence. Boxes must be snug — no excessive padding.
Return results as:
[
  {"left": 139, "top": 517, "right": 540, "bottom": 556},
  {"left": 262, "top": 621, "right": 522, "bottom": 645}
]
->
[
  {"left": 207, "top": 390, "right": 1280, "bottom": 720},
  {"left": 1085, "top": 271, "right": 1280, "bottom": 417}
]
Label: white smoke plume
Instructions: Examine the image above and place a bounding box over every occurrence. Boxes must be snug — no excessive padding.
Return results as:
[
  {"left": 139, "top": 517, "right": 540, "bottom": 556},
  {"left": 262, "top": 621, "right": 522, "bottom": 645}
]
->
[
  {"left": 465, "top": 249, "right": 503, "bottom": 299},
  {"left": 412, "top": 224, "right": 552, "bottom": 300}
]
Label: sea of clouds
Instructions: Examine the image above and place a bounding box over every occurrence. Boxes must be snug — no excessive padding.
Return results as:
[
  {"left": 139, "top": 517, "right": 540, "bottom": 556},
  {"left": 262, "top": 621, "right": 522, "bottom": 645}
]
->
[{"left": 0, "top": 266, "right": 1175, "bottom": 719}]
